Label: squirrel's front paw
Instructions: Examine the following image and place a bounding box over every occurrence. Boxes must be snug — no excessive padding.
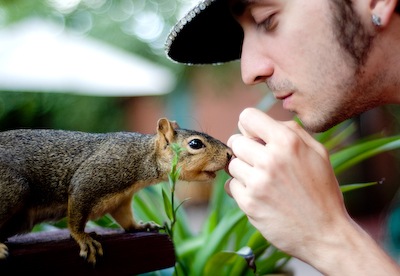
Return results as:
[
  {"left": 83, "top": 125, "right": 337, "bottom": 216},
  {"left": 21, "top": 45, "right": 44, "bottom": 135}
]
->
[
  {"left": 77, "top": 234, "right": 103, "bottom": 265},
  {"left": 0, "top": 243, "right": 9, "bottom": 260},
  {"left": 140, "top": 221, "right": 161, "bottom": 232},
  {"left": 127, "top": 221, "right": 161, "bottom": 233}
]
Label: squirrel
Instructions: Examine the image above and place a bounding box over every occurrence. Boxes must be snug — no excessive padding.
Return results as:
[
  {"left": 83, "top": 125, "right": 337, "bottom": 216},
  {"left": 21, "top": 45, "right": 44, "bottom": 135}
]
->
[{"left": 0, "top": 118, "right": 232, "bottom": 265}]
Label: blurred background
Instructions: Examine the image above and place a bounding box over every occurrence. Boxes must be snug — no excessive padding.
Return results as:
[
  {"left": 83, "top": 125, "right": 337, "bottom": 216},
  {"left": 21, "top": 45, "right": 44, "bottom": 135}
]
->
[
  {"left": 0, "top": 0, "right": 276, "bottom": 203},
  {"left": 1, "top": 0, "right": 400, "bottom": 271}
]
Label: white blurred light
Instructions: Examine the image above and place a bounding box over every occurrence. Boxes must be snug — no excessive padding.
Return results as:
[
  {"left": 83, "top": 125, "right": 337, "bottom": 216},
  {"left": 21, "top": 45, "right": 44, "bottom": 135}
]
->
[
  {"left": 47, "top": 0, "right": 81, "bottom": 14},
  {"left": 0, "top": 19, "right": 176, "bottom": 97},
  {"left": 132, "top": 11, "right": 164, "bottom": 43}
]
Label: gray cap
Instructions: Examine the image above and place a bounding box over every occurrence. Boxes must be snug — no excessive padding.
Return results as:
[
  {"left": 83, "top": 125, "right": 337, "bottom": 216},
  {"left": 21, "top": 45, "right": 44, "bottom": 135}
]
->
[{"left": 165, "top": 0, "right": 243, "bottom": 65}]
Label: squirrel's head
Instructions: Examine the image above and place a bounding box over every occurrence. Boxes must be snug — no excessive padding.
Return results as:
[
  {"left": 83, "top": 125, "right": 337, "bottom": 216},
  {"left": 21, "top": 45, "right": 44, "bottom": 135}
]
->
[{"left": 155, "top": 118, "right": 232, "bottom": 182}]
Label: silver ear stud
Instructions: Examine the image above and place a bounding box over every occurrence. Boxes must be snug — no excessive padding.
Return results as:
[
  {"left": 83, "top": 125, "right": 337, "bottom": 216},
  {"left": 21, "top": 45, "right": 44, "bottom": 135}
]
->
[{"left": 372, "top": 14, "right": 382, "bottom": 27}]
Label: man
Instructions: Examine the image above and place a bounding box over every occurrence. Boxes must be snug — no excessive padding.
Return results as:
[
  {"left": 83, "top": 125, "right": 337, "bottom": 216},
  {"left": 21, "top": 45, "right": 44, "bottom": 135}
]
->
[{"left": 166, "top": 0, "right": 400, "bottom": 274}]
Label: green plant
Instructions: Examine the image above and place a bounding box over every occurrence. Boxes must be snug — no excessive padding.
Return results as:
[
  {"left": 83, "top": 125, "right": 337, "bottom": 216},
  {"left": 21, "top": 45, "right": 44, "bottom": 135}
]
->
[
  {"left": 32, "top": 116, "right": 400, "bottom": 275},
  {"left": 161, "top": 143, "right": 189, "bottom": 244},
  {"left": 129, "top": 118, "right": 400, "bottom": 276}
]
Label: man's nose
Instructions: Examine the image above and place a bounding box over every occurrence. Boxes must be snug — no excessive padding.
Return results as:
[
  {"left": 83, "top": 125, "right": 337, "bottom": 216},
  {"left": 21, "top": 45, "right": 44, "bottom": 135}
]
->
[{"left": 240, "top": 34, "right": 274, "bottom": 85}]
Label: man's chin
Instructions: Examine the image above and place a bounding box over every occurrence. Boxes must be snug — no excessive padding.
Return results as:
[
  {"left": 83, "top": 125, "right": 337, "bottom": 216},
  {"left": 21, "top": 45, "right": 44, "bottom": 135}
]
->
[{"left": 297, "top": 117, "right": 338, "bottom": 134}]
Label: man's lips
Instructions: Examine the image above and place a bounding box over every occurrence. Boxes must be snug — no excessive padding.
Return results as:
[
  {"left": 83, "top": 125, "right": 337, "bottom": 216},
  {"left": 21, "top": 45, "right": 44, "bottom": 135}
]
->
[
  {"left": 274, "top": 92, "right": 293, "bottom": 100},
  {"left": 274, "top": 92, "right": 294, "bottom": 110}
]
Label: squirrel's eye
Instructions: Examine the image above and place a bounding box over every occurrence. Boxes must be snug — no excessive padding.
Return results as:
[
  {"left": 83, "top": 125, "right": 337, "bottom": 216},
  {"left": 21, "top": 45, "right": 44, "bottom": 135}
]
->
[{"left": 188, "top": 139, "right": 205, "bottom": 150}]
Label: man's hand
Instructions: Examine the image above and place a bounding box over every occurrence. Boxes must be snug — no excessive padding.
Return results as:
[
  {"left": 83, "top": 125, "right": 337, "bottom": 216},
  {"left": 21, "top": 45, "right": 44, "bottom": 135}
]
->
[{"left": 225, "top": 108, "right": 400, "bottom": 274}]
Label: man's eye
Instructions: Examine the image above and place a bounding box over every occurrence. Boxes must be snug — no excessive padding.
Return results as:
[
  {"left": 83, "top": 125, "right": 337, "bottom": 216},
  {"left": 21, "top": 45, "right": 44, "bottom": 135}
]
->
[
  {"left": 257, "top": 15, "right": 277, "bottom": 31},
  {"left": 188, "top": 139, "right": 205, "bottom": 150}
]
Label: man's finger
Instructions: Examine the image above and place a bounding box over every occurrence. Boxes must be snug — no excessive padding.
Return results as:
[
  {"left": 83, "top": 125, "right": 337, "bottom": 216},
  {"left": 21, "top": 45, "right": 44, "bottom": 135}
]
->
[
  {"left": 224, "top": 177, "right": 246, "bottom": 200},
  {"left": 238, "top": 107, "right": 290, "bottom": 144},
  {"left": 227, "top": 155, "right": 253, "bottom": 183},
  {"left": 283, "top": 121, "right": 328, "bottom": 158}
]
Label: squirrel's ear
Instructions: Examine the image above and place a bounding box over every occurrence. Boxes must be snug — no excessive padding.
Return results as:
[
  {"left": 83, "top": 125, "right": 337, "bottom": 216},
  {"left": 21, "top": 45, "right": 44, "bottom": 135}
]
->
[
  {"left": 157, "top": 118, "right": 177, "bottom": 146},
  {"left": 169, "top": 120, "right": 180, "bottom": 129}
]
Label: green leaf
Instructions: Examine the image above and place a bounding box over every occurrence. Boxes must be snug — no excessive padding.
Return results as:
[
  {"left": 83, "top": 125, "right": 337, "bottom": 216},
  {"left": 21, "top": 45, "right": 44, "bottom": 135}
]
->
[
  {"left": 162, "top": 188, "right": 173, "bottom": 221},
  {"left": 340, "top": 181, "right": 381, "bottom": 193},
  {"left": 133, "top": 186, "right": 167, "bottom": 225},
  {"left": 247, "top": 231, "right": 271, "bottom": 255},
  {"left": 331, "top": 135, "right": 400, "bottom": 175},
  {"left": 203, "top": 250, "right": 251, "bottom": 275},
  {"left": 192, "top": 209, "right": 248, "bottom": 275},
  {"left": 324, "top": 123, "right": 357, "bottom": 151},
  {"left": 90, "top": 214, "right": 120, "bottom": 229},
  {"left": 168, "top": 206, "right": 193, "bottom": 242},
  {"left": 176, "top": 235, "right": 206, "bottom": 259},
  {"left": 205, "top": 171, "right": 236, "bottom": 232},
  {"left": 174, "top": 198, "right": 189, "bottom": 214},
  {"left": 256, "top": 248, "right": 291, "bottom": 275},
  {"left": 315, "top": 120, "right": 356, "bottom": 150},
  {"left": 200, "top": 209, "right": 219, "bottom": 236}
]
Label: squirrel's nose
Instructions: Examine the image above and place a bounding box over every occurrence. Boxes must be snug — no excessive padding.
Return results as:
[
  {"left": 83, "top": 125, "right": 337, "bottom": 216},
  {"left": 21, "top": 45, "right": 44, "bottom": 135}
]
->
[{"left": 226, "top": 150, "right": 233, "bottom": 162}]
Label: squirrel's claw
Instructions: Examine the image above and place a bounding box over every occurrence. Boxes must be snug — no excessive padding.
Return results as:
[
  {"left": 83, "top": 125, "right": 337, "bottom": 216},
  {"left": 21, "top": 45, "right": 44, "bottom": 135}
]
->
[
  {"left": 0, "top": 243, "right": 9, "bottom": 260},
  {"left": 126, "top": 221, "right": 161, "bottom": 233},
  {"left": 77, "top": 234, "right": 103, "bottom": 266},
  {"left": 140, "top": 221, "right": 161, "bottom": 232}
]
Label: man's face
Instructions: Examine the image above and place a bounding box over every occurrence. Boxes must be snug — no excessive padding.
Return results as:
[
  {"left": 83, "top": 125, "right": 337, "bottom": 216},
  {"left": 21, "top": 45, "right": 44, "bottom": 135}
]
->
[{"left": 231, "top": 0, "right": 383, "bottom": 132}]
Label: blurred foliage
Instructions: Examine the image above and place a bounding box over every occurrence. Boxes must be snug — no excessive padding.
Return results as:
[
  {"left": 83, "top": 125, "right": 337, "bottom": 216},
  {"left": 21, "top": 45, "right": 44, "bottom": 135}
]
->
[
  {"left": 0, "top": 0, "right": 200, "bottom": 128},
  {"left": 0, "top": 91, "right": 125, "bottom": 132},
  {"left": 85, "top": 119, "right": 394, "bottom": 275},
  {"left": 0, "top": 0, "right": 193, "bottom": 132}
]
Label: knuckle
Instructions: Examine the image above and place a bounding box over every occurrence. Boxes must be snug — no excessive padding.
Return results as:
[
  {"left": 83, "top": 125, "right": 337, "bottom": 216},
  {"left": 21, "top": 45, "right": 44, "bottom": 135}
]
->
[
  {"left": 247, "top": 168, "right": 271, "bottom": 188},
  {"left": 281, "top": 132, "right": 301, "bottom": 150},
  {"left": 255, "top": 149, "right": 274, "bottom": 168}
]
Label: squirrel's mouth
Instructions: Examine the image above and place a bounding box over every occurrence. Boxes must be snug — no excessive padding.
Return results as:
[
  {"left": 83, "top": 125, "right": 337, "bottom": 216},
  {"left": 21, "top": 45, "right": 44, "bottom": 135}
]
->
[
  {"left": 204, "top": 171, "right": 217, "bottom": 179},
  {"left": 181, "top": 168, "right": 222, "bottom": 182}
]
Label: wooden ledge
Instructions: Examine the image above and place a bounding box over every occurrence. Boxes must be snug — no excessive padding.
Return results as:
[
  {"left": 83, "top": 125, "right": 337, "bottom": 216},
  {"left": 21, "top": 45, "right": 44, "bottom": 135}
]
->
[{"left": 0, "top": 229, "right": 176, "bottom": 275}]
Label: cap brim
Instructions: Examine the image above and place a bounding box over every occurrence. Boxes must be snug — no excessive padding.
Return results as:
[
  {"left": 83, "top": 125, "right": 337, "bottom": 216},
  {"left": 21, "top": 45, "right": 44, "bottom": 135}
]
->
[{"left": 165, "top": 0, "right": 243, "bottom": 65}]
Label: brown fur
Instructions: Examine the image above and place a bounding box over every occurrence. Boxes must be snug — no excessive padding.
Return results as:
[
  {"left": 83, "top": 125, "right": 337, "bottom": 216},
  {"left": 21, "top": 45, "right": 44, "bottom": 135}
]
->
[{"left": 0, "top": 118, "right": 232, "bottom": 265}]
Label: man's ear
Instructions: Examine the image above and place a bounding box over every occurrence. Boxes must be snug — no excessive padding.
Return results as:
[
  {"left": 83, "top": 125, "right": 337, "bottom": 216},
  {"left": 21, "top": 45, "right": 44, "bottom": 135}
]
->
[
  {"left": 157, "top": 118, "right": 179, "bottom": 147},
  {"left": 370, "top": 0, "right": 397, "bottom": 27}
]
